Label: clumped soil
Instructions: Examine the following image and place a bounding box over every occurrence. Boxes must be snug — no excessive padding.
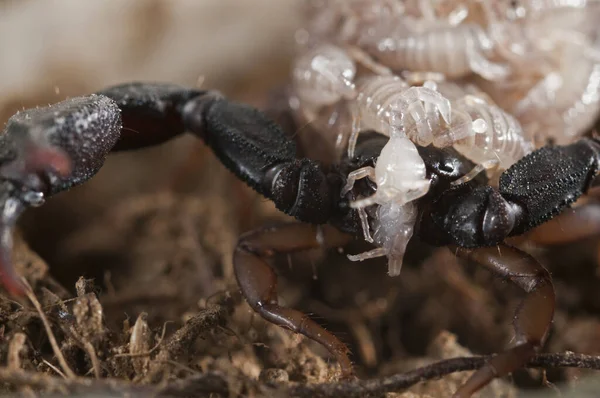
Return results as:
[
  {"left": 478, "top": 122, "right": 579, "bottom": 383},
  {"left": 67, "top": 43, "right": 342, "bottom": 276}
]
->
[{"left": 1, "top": 137, "right": 600, "bottom": 398}]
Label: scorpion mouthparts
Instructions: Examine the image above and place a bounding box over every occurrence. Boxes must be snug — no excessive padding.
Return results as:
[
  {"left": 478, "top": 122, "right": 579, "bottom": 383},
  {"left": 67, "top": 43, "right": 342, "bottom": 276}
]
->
[{"left": 24, "top": 145, "right": 72, "bottom": 178}]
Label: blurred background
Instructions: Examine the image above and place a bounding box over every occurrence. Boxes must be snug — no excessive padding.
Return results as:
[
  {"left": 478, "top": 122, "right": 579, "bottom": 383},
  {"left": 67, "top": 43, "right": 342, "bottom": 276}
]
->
[
  {"left": 0, "top": 0, "right": 304, "bottom": 285},
  {"left": 0, "top": 0, "right": 302, "bottom": 195}
]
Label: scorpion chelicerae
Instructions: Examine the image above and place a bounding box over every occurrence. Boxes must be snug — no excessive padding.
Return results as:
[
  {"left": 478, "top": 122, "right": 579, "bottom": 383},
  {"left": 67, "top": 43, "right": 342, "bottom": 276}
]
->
[{"left": 1, "top": 82, "right": 600, "bottom": 397}]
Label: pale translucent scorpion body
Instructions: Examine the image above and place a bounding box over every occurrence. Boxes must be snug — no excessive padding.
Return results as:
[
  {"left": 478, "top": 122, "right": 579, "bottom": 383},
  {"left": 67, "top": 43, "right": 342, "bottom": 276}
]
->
[
  {"left": 341, "top": 134, "right": 428, "bottom": 276},
  {"left": 339, "top": 75, "right": 448, "bottom": 275},
  {"left": 290, "top": 43, "right": 392, "bottom": 154},
  {"left": 292, "top": 43, "right": 357, "bottom": 120},
  {"left": 434, "top": 81, "right": 534, "bottom": 170},
  {"left": 346, "top": 77, "right": 532, "bottom": 171},
  {"left": 292, "top": 0, "right": 600, "bottom": 277},
  {"left": 357, "top": 19, "right": 510, "bottom": 81},
  {"left": 336, "top": 74, "right": 439, "bottom": 274},
  {"left": 348, "top": 201, "right": 418, "bottom": 277},
  {"left": 513, "top": 42, "right": 600, "bottom": 145},
  {"left": 479, "top": 1, "right": 600, "bottom": 144},
  {"left": 347, "top": 75, "right": 452, "bottom": 157},
  {"left": 338, "top": 77, "right": 536, "bottom": 274}
]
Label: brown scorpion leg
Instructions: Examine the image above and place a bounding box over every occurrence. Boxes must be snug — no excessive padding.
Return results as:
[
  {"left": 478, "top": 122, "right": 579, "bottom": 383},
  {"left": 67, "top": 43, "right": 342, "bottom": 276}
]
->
[
  {"left": 234, "top": 222, "right": 355, "bottom": 377},
  {"left": 451, "top": 244, "right": 555, "bottom": 398},
  {"left": 527, "top": 201, "right": 600, "bottom": 245}
]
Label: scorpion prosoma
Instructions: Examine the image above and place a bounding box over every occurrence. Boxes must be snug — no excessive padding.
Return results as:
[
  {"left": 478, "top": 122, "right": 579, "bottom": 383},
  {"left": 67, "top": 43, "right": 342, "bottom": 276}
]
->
[{"left": 2, "top": 82, "right": 600, "bottom": 397}]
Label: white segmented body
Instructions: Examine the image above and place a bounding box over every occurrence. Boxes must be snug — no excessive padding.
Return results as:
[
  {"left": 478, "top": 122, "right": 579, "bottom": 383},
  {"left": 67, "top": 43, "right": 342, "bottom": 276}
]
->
[
  {"left": 478, "top": 30, "right": 600, "bottom": 145},
  {"left": 358, "top": 22, "right": 510, "bottom": 80},
  {"left": 292, "top": 43, "right": 357, "bottom": 111},
  {"left": 343, "top": 135, "right": 427, "bottom": 276},
  {"left": 491, "top": 0, "right": 593, "bottom": 26},
  {"left": 296, "top": 0, "right": 600, "bottom": 278},
  {"left": 370, "top": 134, "right": 430, "bottom": 205},
  {"left": 348, "top": 75, "right": 451, "bottom": 155},
  {"left": 342, "top": 133, "right": 430, "bottom": 210},
  {"left": 451, "top": 94, "right": 532, "bottom": 168},
  {"left": 510, "top": 40, "right": 600, "bottom": 144},
  {"left": 301, "top": 0, "right": 406, "bottom": 45},
  {"left": 352, "top": 78, "right": 530, "bottom": 170},
  {"left": 401, "top": 80, "right": 489, "bottom": 148}
]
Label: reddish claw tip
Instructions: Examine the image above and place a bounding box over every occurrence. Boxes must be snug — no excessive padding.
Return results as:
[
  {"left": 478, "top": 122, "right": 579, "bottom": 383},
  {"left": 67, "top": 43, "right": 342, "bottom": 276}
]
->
[
  {"left": 25, "top": 145, "right": 72, "bottom": 178},
  {"left": 0, "top": 273, "right": 25, "bottom": 296},
  {"left": 0, "top": 251, "right": 24, "bottom": 296}
]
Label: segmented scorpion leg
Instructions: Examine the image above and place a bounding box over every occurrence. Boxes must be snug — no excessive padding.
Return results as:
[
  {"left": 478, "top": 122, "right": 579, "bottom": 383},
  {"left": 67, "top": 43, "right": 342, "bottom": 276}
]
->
[
  {"left": 341, "top": 166, "right": 375, "bottom": 197},
  {"left": 234, "top": 223, "right": 354, "bottom": 377},
  {"left": 451, "top": 159, "right": 499, "bottom": 186},
  {"left": 452, "top": 244, "right": 555, "bottom": 398}
]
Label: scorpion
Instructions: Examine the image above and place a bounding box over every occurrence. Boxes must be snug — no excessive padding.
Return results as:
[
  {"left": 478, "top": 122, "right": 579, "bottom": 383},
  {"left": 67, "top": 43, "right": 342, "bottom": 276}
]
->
[{"left": 2, "top": 81, "right": 600, "bottom": 397}]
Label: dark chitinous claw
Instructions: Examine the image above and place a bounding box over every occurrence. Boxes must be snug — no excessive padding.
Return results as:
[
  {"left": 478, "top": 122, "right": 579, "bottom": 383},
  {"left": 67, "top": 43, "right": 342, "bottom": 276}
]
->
[{"left": 0, "top": 144, "right": 72, "bottom": 296}]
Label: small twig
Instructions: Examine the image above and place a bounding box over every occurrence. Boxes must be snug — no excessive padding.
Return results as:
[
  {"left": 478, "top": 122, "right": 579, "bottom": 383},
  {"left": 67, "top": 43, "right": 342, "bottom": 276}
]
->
[
  {"left": 42, "top": 359, "right": 67, "bottom": 379},
  {"left": 114, "top": 321, "right": 170, "bottom": 359},
  {"left": 146, "top": 304, "right": 227, "bottom": 382},
  {"left": 0, "top": 367, "right": 151, "bottom": 395},
  {"left": 0, "top": 293, "right": 24, "bottom": 308},
  {"left": 83, "top": 341, "right": 101, "bottom": 379},
  {"left": 155, "top": 359, "right": 200, "bottom": 375},
  {"left": 0, "top": 352, "right": 599, "bottom": 397},
  {"left": 158, "top": 305, "right": 226, "bottom": 360},
  {"left": 7, "top": 333, "right": 27, "bottom": 370},
  {"left": 155, "top": 372, "right": 230, "bottom": 397},
  {"left": 285, "top": 352, "right": 600, "bottom": 397},
  {"left": 22, "top": 279, "right": 76, "bottom": 379},
  {"left": 41, "top": 297, "right": 79, "bottom": 310}
]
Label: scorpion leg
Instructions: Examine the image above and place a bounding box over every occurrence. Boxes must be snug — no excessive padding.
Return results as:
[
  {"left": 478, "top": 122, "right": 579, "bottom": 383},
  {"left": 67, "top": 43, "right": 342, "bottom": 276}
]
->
[
  {"left": 465, "top": 28, "right": 510, "bottom": 81},
  {"left": 347, "top": 102, "right": 362, "bottom": 159},
  {"left": 451, "top": 159, "right": 499, "bottom": 186},
  {"left": 452, "top": 244, "right": 555, "bottom": 398},
  {"left": 393, "top": 85, "right": 451, "bottom": 147},
  {"left": 234, "top": 223, "right": 354, "bottom": 377},
  {"left": 345, "top": 45, "right": 393, "bottom": 76},
  {"left": 341, "top": 166, "right": 376, "bottom": 196}
]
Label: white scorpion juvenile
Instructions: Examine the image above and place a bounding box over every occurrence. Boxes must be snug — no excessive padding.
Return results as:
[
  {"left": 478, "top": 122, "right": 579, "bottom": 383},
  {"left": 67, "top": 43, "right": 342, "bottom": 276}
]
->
[
  {"left": 339, "top": 79, "right": 533, "bottom": 274},
  {"left": 432, "top": 81, "right": 534, "bottom": 171},
  {"left": 479, "top": 12, "right": 600, "bottom": 145},
  {"left": 292, "top": 43, "right": 358, "bottom": 121},
  {"left": 380, "top": 79, "right": 534, "bottom": 176},
  {"left": 341, "top": 134, "right": 427, "bottom": 277},
  {"left": 356, "top": 19, "right": 511, "bottom": 81},
  {"left": 291, "top": 43, "right": 393, "bottom": 154},
  {"left": 512, "top": 41, "right": 600, "bottom": 145},
  {"left": 346, "top": 75, "right": 452, "bottom": 157}
]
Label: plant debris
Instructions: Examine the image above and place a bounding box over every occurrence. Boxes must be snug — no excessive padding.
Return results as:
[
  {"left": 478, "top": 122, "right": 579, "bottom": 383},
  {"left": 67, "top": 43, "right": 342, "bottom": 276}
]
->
[{"left": 2, "top": 181, "right": 600, "bottom": 397}]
